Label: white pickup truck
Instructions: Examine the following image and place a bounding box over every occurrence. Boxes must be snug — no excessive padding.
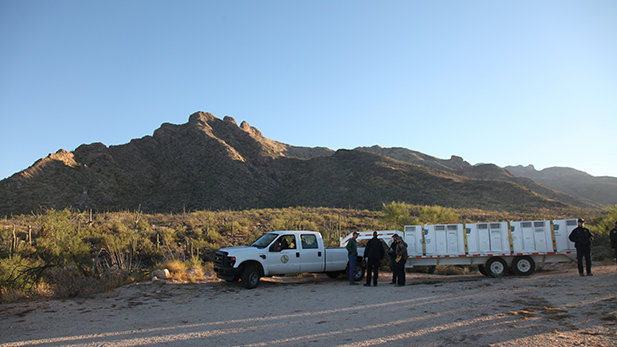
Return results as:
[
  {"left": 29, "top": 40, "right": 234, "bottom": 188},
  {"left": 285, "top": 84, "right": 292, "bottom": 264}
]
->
[{"left": 214, "top": 230, "right": 365, "bottom": 289}]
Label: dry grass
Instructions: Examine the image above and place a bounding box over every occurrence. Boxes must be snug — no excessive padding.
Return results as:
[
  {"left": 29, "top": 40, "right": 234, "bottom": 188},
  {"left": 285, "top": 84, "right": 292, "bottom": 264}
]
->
[{"left": 1, "top": 283, "right": 54, "bottom": 303}]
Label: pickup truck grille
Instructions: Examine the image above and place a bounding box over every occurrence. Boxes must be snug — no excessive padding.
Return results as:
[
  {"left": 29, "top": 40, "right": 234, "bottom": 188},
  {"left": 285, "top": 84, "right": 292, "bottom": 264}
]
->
[{"left": 215, "top": 251, "right": 230, "bottom": 267}]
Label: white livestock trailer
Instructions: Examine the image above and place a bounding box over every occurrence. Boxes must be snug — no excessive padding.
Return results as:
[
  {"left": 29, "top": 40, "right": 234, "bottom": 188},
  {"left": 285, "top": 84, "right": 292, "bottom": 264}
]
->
[{"left": 340, "top": 219, "right": 579, "bottom": 277}]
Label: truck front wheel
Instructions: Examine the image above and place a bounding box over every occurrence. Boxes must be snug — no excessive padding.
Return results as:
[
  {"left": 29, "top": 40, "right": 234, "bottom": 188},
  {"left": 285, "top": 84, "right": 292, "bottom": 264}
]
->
[{"left": 241, "top": 265, "right": 261, "bottom": 289}]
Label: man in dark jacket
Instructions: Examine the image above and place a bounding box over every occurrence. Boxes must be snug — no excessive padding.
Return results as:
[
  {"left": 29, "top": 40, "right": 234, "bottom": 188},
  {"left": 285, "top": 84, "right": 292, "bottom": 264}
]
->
[
  {"left": 609, "top": 221, "right": 617, "bottom": 268},
  {"left": 569, "top": 218, "right": 594, "bottom": 276},
  {"left": 387, "top": 235, "right": 399, "bottom": 284},
  {"left": 363, "top": 231, "right": 385, "bottom": 287}
]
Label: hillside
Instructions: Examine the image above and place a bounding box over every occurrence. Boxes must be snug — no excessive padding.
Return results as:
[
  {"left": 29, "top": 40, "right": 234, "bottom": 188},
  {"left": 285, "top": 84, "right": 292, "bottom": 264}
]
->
[
  {"left": 506, "top": 165, "right": 617, "bottom": 207},
  {"left": 0, "top": 112, "right": 597, "bottom": 215},
  {"left": 356, "top": 146, "right": 602, "bottom": 208}
]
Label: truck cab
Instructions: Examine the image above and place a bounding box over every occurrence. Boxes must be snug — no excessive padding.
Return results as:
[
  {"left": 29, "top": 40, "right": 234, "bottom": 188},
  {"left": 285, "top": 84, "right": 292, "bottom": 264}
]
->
[{"left": 214, "top": 231, "right": 362, "bottom": 289}]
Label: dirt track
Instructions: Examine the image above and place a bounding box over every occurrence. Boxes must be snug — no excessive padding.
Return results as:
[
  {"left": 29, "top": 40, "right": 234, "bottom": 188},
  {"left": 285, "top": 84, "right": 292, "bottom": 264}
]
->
[{"left": 1, "top": 263, "right": 617, "bottom": 347}]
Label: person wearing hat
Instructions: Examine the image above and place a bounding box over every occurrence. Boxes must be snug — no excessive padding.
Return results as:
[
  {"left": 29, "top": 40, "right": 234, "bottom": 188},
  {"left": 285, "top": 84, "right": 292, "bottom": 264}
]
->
[
  {"left": 394, "top": 234, "right": 409, "bottom": 286},
  {"left": 363, "top": 231, "right": 385, "bottom": 287},
  {"left": 387, "top": 234, "right": 400, "bottom": 284},
  {"left": 609, "top": 221, "right": 617, "bottom": 268},
  {"left": 569, "top": 218, "right": 594, "bottom": 276},
  {"left": 346, "top": 232, "right": 360, "bottom": 285}
]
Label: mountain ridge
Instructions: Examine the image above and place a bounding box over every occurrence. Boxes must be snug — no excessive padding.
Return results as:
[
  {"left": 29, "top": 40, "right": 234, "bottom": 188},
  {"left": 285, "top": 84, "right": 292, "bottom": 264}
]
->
[
  {"left": 505, "top": 165, "right": 617, "bottom": 207},
  {"left": 0, "top": 112, "right": 603, "bottom": 215}
]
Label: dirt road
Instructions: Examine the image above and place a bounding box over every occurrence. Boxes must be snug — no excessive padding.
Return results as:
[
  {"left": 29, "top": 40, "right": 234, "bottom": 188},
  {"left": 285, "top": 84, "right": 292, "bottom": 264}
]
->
[{"left": 2, "top": 263, "right": 616, "bottom": 346}]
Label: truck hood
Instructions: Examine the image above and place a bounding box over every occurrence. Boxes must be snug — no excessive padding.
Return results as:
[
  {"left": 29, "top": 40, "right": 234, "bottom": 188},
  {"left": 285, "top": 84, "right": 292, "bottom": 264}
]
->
[{"left": 218, "top": 246, "right": 259, "bottom": 255}]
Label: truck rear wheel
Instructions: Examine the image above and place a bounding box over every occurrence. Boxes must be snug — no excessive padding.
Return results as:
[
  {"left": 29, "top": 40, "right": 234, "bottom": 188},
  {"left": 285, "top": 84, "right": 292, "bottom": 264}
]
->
[
  {"left": 241, "top": 265, "right": 261, "bottom": 289},
  {"left": 326, "top": 271, "right": 341, "bottom": 279},
  {"left": 346, "top": 262, "right": 365, "bottom": 282},
  {"left": 485, "top": 257, "right": 508, "bottom": 278},
  {"left": 512, "top": 256, "right": 535, "bottom": 276}
]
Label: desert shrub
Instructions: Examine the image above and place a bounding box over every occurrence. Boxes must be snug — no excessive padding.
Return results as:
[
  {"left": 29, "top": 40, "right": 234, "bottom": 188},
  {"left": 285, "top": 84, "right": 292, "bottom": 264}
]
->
[
  {"left": 433, "top": 265, "right": 469, "bottom": 276},
  {"left": 268, "top": 218, "right": 287, "bottom": 231},
  {"left": 414, "top": 205, "right": 460, "bottom": 225},
  {"left": 44, "top": 263, "right": 96, "bottom": 298},
  {"left": 158, "top": 258, "right": 205, "bottom": 282},
  {"left": 205, "top": 228, "right": 224, "bottom": 244},
  {"left": 136, "top": 219, "right": 151, "bottom": 232},
  {"left": 590, "top": 205, "right": 617, "bottom": 261},
  {"left": 0, "top": 255, "right": 45, "bottom": 293}
]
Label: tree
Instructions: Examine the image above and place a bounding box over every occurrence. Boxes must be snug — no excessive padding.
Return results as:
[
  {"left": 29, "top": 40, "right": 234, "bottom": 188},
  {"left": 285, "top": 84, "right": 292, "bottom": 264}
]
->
[
  {"left": 381, "top": 202, "right": 418, "bottom": 230},
  {"left": 414, "top": 206, "right": 460, "bottom": 225}
]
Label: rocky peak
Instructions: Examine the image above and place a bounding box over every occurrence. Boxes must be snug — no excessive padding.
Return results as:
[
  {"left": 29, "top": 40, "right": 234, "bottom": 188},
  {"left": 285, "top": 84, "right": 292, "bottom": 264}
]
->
[
  {"left": 188, "top": 111, "right": 217, "bottom": 125},
  {"left": 223, "top": 116, "right": 237, "bottom": 125},
  {"left": 240, "top": 121, "right": 263, "bottom": 138}
]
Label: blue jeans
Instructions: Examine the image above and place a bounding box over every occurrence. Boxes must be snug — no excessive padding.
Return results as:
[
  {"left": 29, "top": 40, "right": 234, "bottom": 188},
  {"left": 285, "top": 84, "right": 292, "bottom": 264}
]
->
[
  {"left": 349, "top": 255, "right": 356, "bottom": 283},
  {"left": 390, "top": 257, "right": 398, "bottom": 283}
]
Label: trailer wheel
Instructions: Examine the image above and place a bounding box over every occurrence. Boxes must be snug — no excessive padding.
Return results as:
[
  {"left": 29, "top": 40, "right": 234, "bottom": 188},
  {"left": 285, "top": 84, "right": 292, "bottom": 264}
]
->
[
  {"left": 485, "top": 257, "right": 508, "bottom": 278},
  {"left": 477, "top": 264, "right": 488, "bottom": 276},
  {"left": 512, "top": 256, "right": 535, "bottom": 276},
  {"left": 241, "top": 265, "right": 261, "bottom": 289}
]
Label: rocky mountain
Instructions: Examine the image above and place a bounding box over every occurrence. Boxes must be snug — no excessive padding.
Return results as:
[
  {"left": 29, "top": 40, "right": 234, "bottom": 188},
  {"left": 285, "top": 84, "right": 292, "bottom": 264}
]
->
[
  {"left": 356, "top": 146, "right": 604, "bottom": 208},
  {"left": 505, "top": 165, "right": 617, "bottom": 207},
  {"left": 0, "top": 112, "right": 598, "bottom": 215}
]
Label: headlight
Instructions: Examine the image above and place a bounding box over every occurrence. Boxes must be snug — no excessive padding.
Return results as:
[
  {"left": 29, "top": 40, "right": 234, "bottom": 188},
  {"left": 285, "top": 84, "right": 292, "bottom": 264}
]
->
[{"left": 229, "top": 256, "right": 236, "bottom": 266}]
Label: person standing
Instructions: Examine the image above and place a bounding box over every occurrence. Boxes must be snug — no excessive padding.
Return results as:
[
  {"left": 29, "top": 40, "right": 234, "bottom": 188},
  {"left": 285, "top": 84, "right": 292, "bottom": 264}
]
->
[
  {"left": 388, "top": 234, "right": 399, "bottom": 284},
  {"left": 569, "top": 218, "right": 594, "bottom": 276},
  {"left": 346, "top": 232, "right": 360, "bottom": 285},
  {"left": 609, "top": 221, "right": 617, "bottom": 268},
  {"left": 364, "top": 231, "right": 385, "bottom": 287},
  {"left": 394, "top": 235, "right": 408, "bottom": 286}
]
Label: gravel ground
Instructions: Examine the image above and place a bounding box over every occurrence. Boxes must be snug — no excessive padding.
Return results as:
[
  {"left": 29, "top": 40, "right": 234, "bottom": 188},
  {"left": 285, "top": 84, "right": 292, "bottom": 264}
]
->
[{"left": 1, "top": 262, "right": 616, "bottom": 347}]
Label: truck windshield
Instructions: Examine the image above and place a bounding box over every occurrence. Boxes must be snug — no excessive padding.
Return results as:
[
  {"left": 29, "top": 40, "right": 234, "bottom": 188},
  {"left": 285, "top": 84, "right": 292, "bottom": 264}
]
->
[{"left": 251, "top": 233, "right": 279, "bottom": 248}]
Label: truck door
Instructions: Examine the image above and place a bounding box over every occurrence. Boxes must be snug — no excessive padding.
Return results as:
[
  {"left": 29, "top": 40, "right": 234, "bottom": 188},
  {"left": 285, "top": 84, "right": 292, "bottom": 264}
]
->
[
  {"left": 267, "top": 234, "right": 301, "bottom": 274},
  {"left": 299, "top": 233, "right": 325, "bottom": 273}
]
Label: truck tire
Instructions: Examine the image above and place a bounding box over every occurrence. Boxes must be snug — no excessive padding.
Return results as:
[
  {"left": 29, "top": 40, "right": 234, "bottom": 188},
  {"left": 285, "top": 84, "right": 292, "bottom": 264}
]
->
[
  {"left": 356, "top": 263, "right": 365, "bottom": 282},
  {"left": 485, "top": 257, "right": 508, "bottom": 278},
  {"left": 512, "top": 256, "right": 535, "bottom": 276},
  {"left": 346, "top": 262, "right": 365, "bottom": 282},
  {"left": 241, "top": 265, "right": 261, "bottom": 289},
  {"left": 326, "top": 271, "right": 341, "bottom": 279}
]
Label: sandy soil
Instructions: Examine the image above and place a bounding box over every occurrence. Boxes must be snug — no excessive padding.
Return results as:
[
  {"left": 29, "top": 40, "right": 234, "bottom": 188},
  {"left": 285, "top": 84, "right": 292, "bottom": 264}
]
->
[{"left": 1, "top": 262, "right": 616, "bottom": 347}]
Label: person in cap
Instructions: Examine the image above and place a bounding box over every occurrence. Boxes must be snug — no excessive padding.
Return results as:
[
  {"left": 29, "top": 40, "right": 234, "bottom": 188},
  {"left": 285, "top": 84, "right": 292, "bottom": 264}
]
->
[
  {"left": 569, "top": 218, "right": 594, "bottom": 276},
  {"left": 394, "top": 234, "right": 409, "bottom": 286},
  {"left": 387, "top": 234, "right": 400, "bottom": 284},
  {"left": 346, "top": 232, "right": 360, "bottom": 285},
  {"left": 363, "top": 231, "right": 385, "bottom": 286},
  {"left": 609, "top": 221, "right": 617, "bottom": 268}
]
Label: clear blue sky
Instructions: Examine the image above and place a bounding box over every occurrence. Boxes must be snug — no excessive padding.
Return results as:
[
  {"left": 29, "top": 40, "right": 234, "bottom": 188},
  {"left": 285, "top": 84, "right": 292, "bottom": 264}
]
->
[{"left": 1, "top": 1, "right": 616, "bottom": 181}]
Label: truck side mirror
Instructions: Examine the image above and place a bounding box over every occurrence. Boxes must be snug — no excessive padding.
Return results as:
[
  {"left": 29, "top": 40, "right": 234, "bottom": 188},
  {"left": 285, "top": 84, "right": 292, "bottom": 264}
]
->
[{"left": 269, "top": 242, "right": 281, "bottom": 252}]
